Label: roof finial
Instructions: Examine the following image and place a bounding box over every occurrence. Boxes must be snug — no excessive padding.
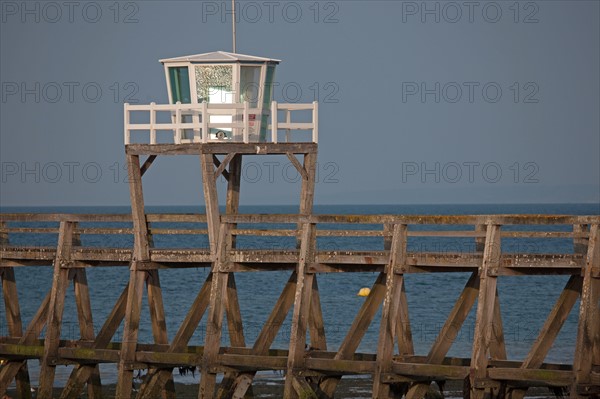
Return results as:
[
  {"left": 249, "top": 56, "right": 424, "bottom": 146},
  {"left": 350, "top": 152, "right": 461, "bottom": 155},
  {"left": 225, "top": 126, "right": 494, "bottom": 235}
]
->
[{"left": 232, "top": 0, "right": 236, "bottom": 53}]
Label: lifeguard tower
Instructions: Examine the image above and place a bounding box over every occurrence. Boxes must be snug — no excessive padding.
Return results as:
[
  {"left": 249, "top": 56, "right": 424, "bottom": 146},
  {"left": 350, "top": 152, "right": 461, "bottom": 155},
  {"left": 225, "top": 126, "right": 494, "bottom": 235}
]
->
[{"left": 119, "top": 50, "right": 319, "bottom": 398}]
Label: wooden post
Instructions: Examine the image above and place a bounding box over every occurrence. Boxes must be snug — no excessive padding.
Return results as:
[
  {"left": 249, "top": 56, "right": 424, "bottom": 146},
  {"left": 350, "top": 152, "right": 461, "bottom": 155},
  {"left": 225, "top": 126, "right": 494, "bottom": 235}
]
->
[
  {"left": 38, "top": 221, "right": 75, "bottom": 397},
  {"left": 61, "top": 284, "right": 129, "bottom": 399},
  {"left": 571, "top": 224, "right": 599, "bottom": 398},
  {"left": 199, "top": 223, "right": 232, "bottom": 398},
  {"left": 73, "top": 268, "right": 103, "bottom": 398},
  {"left": 116, "top": 153, "right": 152, "bottom": 399},
  {"left": 284, "top": 222, "right": 318, "bottom": 399},
  {"left": 470, "top": 223, "right": 501, "bottom": 399},
  {"left": 373, "top": 224, "right": 408, "bottom": 398}
]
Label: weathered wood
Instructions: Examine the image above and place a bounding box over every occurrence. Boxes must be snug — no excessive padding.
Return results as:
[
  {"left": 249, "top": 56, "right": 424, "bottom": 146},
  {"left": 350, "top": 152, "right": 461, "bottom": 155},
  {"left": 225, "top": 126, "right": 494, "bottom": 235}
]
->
[
  {"left": 470, "top": 224, "right": 501, "bottom": 399},
  {"left": 214, "top": 153, "right": 237, "bottom": 181},
  {"left": 509, "top": 275, "right": 582, "bottom": 399},
  {"left": 319, "top": 272, "right": 387, "bottom": 396},
  {"left": 0, "top": 290, "right": 50, "bottom": 393},
  {"left": 0, "top": 267, "right": 31, "bottom": 399},
  {"left": 60, "top": 284, "right": 129, "bottom": 399},
  {"left": 38, "top": 221, "right": 75, "bottom": 398},
  {"left": 115, "top": 265, "right": 146, "bottom": 399},
  {"left": 571, "top": 224, "right": 599, "bottom": 398},
  {"left": 284, "top": 222, "right": 316, "bottom": 398},
  {"left": 405, "top": 272, "right": 479, "bottom": 399},
  {"left": 199, "top": 223, "right": 232, "bottom": 398},
  {"left": 225, "top": 273, "right": 298, "bottom": 399},
  {"left": 373, "top": 224, "right": 407, "bottom": 398},
  {"left": 308, "top": 276, "right": 327, "bottom": 351},
  {"left": 137, "top": 273, "right": 212, "bottom": 399},
  {"left": 73, "top": 269, "right": 103, "bottom": 398},
  {"left": 116, "top": 153, "right": 153, "bottom": 399}
]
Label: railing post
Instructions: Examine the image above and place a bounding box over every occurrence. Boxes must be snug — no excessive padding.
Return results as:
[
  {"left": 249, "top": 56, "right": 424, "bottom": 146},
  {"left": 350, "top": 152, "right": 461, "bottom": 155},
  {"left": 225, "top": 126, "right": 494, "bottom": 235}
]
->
[
  {"left": 470, "top": 222, "right": 501, "bottom": 399},
  {"left": 284, "top": 221, "right": 318, "bottom": 398},
  {"left": 243, "top": 101, "right": 250, "bottom": 143},
  {"left": 149, "top": 102, "right": 156, "bottom": 145},
  {"left": 312, "top": 101, "right": 319, "bottom": 143},
  {"left": 124, "top": 103, "right": 130, "bottom": 145},
  {"left": 271, "top": 101, "right": 278, "bottom": 143},
  {"left": 373, "top": 223, "right": 408, "bottom": 398},
  {"left": 202, "top": 102, "right": 208, "bottom": 143},
  {"left": 286, "top": 109, "right": 291, "bottom": 142},
  {"left": 571, "top": 224, "right": 600, "bottom": 398},
  {"left": 174, "top": 101, "right": 182, "bottom": 144},
  {"left": 38, "top": 220, "right": 75, "bottom": 398}
]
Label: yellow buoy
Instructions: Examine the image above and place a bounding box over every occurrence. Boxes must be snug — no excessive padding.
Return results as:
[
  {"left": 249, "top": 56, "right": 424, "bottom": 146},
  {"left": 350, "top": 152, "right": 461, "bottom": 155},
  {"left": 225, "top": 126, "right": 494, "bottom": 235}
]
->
[{"left": 357, "top": 287, "right": 371, "bottom": 297}]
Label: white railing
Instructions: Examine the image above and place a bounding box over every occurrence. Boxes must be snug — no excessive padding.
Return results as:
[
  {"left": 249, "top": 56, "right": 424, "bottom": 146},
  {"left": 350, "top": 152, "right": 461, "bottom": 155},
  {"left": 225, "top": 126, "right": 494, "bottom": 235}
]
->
[{"left": 124, "top": 101, "right": 318, "bottom": 145}]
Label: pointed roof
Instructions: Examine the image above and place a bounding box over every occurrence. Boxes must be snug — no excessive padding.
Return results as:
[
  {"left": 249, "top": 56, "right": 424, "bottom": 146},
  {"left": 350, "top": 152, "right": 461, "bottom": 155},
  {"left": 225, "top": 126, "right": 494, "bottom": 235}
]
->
[{"left": 160, "top": 51, "right": 280, "bottom": 64}]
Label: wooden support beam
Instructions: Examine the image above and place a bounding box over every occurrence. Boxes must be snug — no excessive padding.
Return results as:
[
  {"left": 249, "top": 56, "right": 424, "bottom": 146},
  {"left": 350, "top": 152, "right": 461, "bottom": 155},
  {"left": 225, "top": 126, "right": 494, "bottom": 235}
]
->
[
  {"left": 199, "top": 223, "right": 232, "bottom": 399},
  {"left": 571, "top": 224, "right": 599, "bottom": 399},
  {"left": 61, "top": 284, "right": 129, "bottom": 399},
  {"left": 0, "top": 267, "right": 32, "bottom": 399},
  {"left": 284, "top": 222, "right": 317, "bottom": 398},
  {"left": 470, "top": 224, "right": 501, "bottom": 399},
  {"left": 319, "top": 272, "right": 387, "bottom": 396},
  {"left": 373, "top": 224, "right": 408, "bottom": 398},
  {"left": 212, "top": 154, "right": 230, "bottom": 181},
  {"left": 509, "top": 275, "right": 582, "bottom": 399},
  {"left": 202, "top": 154, "right": 221, "bottom": 253},
  {"left": 73, "top": 269, "right": 103, "bottom": 398},
  {"left": 286, "top": 153, "right": 308, "bottom": 181},
  {"left": 213, "top": 153, "right": 237, "bottom": 181},
  {"left": 0, "top": 291, "right": 50, "bottom": 393},
  {"left": 223, "top": 273, "right": 298, "bottom": 399},
  {"left": 140, "top": 155, "right": 157, "bottom": 177},
  {"left": 405, "top": 272, "right": 479, "bottom": 399},
  {"left": 308, "top": 277, "right": 327, "bottom": 351},
  {"left": 137, "top": 274, "right": 212, "bottom": 399},
  {"left": 38, "top": 221, "right": 75, "bottom": 398},
  {"left": 116, "top": 153, "right": 152, "bottom": 399}
]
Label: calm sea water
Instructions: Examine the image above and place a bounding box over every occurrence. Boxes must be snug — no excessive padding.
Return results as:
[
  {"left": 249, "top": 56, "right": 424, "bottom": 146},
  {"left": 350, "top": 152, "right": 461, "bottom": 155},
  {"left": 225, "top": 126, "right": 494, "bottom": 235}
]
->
[{"left": 1, "top": 203, "right": 598, "bottom": 386}]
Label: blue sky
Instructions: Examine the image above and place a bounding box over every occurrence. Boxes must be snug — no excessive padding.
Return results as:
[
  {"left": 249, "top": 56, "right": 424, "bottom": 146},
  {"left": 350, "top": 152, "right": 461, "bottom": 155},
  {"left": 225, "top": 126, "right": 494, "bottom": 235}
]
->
[{"left": 1, "top": 1, "right": 598, "bottom": 206}]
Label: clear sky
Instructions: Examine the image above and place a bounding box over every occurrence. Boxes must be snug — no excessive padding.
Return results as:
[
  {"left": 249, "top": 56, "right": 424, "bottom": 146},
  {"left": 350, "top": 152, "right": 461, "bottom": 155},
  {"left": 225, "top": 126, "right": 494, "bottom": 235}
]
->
[{"left": 1, "top": 1, "right": 598, "bottom": 206}]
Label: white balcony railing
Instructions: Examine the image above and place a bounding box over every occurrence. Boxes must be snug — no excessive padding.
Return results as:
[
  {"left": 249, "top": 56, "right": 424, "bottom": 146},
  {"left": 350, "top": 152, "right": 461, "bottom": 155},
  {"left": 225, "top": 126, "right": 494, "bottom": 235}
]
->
[{"left": 124, "top": 101, "right": 318, "bottom": 145}]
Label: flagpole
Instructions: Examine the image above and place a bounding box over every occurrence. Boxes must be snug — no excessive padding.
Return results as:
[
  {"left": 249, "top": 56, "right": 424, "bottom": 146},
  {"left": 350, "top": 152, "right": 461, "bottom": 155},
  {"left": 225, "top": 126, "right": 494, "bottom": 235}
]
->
[{"left": 232, "top": 0, "right": 236, "bottom": 53}]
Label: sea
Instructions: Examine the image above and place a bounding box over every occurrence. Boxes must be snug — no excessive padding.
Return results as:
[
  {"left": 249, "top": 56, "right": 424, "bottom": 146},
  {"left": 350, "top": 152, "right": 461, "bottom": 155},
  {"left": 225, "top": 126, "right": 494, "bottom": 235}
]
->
[{"left": 1, "top": 203, "right": 599, "bottom": 389}]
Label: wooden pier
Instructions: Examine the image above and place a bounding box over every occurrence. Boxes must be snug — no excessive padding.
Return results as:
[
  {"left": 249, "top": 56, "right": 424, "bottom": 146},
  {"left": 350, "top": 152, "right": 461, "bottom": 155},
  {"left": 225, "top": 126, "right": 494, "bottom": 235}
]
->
[{"left": 1, "top": 209, "right": 598, "bottom": 398}]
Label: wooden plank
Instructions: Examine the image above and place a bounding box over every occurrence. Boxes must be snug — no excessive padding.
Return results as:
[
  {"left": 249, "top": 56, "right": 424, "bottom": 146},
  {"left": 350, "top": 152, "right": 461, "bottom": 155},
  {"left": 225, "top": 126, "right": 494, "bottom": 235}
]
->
[
  {"left": 202, "top": 153, "right": 221, "bottom": 253},
  {"left": 470, "top": 224, "right": 501, "bottom": 399},
  {"left": 38, "top": 221, "right": 75, "bottom": 398},
  {"left": 373, "top": 224, "right": 408, "bottom": 398},
  {"left": 284, "top": 223, "right": 316, "bottom": 398},
  {"left": 571, "top": 224, "right": 599, "bottom": 398},
  {"left": 126, "top": 142, "right": 318, "bottom": 156}
]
